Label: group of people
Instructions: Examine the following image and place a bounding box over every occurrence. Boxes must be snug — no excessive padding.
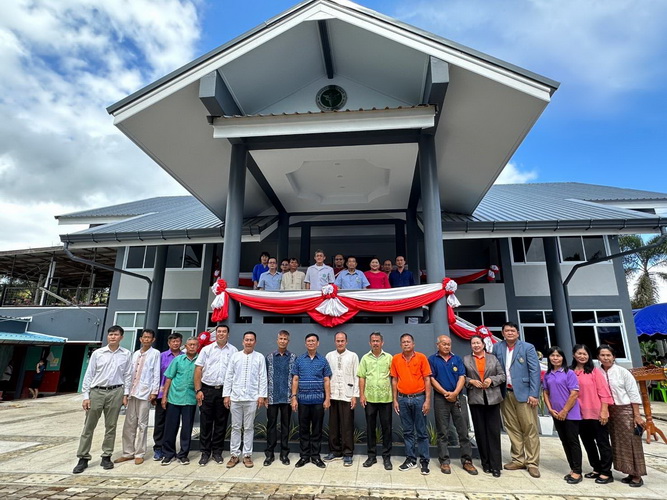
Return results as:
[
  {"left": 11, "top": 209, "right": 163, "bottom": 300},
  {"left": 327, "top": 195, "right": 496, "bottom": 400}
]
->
[
  {"left": 71, "top": 322, "right": 648, "bottom": 488},
  {"left": 253, "top": 250, "right": 417, "bottom": 291}
]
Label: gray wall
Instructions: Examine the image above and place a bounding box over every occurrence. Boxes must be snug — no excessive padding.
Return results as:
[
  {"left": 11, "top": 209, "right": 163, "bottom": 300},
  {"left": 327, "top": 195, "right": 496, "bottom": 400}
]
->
[{"left": 1, "top": 307, "right": 106, "bottom": 342}]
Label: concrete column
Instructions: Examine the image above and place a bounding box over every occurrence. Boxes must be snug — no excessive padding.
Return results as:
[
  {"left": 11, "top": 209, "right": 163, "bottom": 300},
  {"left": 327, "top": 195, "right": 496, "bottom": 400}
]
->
[
  {"left": 278, "top": 212, "right": 290, "bottom": 260},
  {"left": 300, "top": 225, "right": 311, "bottom": 266},
  {"left": 145, "top": 245, "right": 168, "bottom": 332},
  {"left": 406, "top": 207, "right": 420, "bottom": 278},
  {"left": 418, "top": 135, "right": 446, "bottom": 332},
  {"left": 395, "top": 221, "right": 406, "bottom": 258},
  {"left": 220, "top": 144, "right": 248, "bottom": 321},
  {"left": 543, "top": 237, "right": 574, "bottom": 355}
]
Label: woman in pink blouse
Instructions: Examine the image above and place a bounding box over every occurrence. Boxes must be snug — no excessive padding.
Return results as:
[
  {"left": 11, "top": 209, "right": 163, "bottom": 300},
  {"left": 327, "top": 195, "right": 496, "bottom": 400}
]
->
[
  {"left": 364, "top": 258, "right": 391, "bottom": 289},
  {"left": 571, "top": 344, "right": 614, "bottom": 484}
]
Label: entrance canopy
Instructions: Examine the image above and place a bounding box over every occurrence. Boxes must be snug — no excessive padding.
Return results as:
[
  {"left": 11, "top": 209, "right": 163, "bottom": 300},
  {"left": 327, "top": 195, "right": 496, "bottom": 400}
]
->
[
  {"left": 0, "top": 332, "right": 67, "bottom": 345},
  {"left": 108, "top": 0, "right": 558, "bottom": 221},
  {"left": 634, "top": 303, "right": 667, "bottom": 339}
]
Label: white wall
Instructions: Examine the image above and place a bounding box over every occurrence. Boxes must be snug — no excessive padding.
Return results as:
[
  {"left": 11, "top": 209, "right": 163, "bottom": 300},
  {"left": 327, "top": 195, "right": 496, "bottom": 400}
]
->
[
  {"left": 117, "top": 270, "right": 204, "bottom": 300},
  {"left": 513, "top": 263, "right": 618, "bottom": 297}
]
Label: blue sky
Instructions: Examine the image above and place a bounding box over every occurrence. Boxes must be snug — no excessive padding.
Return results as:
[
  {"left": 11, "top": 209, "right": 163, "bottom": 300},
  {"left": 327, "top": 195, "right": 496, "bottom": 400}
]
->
[{"left": 0, "top": 0, "right": 666, "bottom": 250}]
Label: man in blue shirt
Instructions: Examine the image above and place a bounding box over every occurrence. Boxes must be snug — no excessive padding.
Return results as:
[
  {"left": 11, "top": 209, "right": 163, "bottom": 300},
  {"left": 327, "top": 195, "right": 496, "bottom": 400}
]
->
[
  {"left": 334, "top": 256, "right": 370, "bottom": 290},
  {"left": 389, "top": 256, "right": 416, "bottom": 287},
  {"left": 290, "top": 333, "right": 332, "bottom": 468},
  {"left": 258, "top": 257, "right": 282, "bottom": 291},
  {"left": 428, "top": 335, "right": 477, "bottom": 475}
]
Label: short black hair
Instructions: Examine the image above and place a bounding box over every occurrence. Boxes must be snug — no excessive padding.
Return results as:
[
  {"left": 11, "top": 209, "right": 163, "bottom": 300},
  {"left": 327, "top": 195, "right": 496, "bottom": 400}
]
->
[
  {"left": 501, "top": 321, "right": 519, "bottom": 331},
  {"left": 108, "top": 325, "right": 124, "bottom": 335},
  {"left": 167, "top": 333, "right": 183, "bottom": 341},
  {"left": 244, "top": 331, "right": 257, "bottom": 340},
  {"left": 305, "top": 333, "right": 319, "bottom": 341},
  {"left": 571, "top": 344, "right": 595, "bottom": 374},
  {"left": 370, "top": 332, "right": 383, "bottom": 341},
  {"left": 260, "top": 251, "right": 270, "bottom": 258},
  {"left": 141, "top": 329, "right": 156, "bottom": 338},
  {"left": 546, "top": 346, "right": 569, "bottom": 374},
  {"left": 400, "top": 333, "right": 414, "bottom": 342}
]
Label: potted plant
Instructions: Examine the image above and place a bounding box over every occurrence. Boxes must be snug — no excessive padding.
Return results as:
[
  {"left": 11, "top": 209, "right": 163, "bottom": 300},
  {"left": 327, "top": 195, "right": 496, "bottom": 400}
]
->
[{"left": 537, "top": 388, "right": 554, "bottom": 436}]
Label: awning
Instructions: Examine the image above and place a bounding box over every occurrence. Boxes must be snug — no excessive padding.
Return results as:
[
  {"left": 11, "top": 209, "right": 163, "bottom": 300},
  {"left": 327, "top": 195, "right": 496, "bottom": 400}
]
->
[
  {"left": 0, "top": 331, "right": 68, "bottom": 345},
  {"left": 633, "top": 303, "right": 667, "bottom": 339}
]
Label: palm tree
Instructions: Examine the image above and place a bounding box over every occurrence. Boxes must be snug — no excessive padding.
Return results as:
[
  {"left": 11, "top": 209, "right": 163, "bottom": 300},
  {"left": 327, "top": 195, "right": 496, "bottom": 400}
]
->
[{"left": 619, "top": 234, "right": 667, "bottom": 308}]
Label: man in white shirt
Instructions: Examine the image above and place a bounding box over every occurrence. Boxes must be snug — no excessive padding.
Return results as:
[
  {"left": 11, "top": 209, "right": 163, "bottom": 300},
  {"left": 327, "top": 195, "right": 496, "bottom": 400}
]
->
[
  {"left": 324, "top": 331, "right": 359, "bottom": 466},
  {"left": 304, "top": 249, "right": 334, "bottom": 291},
  {"left": 194, "top": 324, "right": 238, "bottom": 466},
  {"left": 281, "top": 258, "right": 306, "bottom": 290},
  {"left": 223, "top": 331, "right": 267, "bottom": 468},
  {"left": 73, "top": 325, "right": 133, "bottom": 474},
  {"left": 114, "top": 329, "right": 161, "bottom": 465}
]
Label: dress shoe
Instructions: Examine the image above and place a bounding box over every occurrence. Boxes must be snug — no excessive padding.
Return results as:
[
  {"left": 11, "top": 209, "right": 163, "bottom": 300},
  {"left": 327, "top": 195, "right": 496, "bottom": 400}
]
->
[
  {"left": 462, "top": 461, "right": 478, "bottom": 475},
  {"left": 483, "top": 466, "right": 492, "bottom": 474},
  {"left": 527, "top": 466, "right": 540, "bottom": 478},
  {"left": 492, "top": 470, "right": 501, "bottom": 478},
  {"left": 621, "top": 475, "right": 633, "bottom": 484},
  {"left": 72, "top": 458, "right": 88, "bottom": 474},
  {"left": 383, "top": 457, "right": 392, "bottom": 470},
  {"left": 584, "top": 472, "right": 600, "bottom": 479},
  {"left": 295, "top": 457, "right": 309, "bottom": 468},
  {"left": 312, "top": 458, "right": 326, "bottom": 469},
  {"left": 595, "top": 476, "right": 614, "bottom": 484},
  {"left": 566, "top": 474, "right": 582, "bottom": 484},
  {"left": 226, "top": 456, "right": 239, "bottom": 468},
  {"left": 363, "top": 457, "right": 377, "bottom": 467},
  {"left": 113, "top": 456, "right": 133, "bottom": 464},
  {"left": 243, "top": 456, "right": 254, "bottom": 468},
  {"left": 628, "top": 478, "right": 644, "bottom": 488},
  {"left": 100, "top": 456, "right": 114, "bottom": 470},
  {"left": 280, "top": 456, "right": 290, "bottom": 465},
  {"left": 440, "top": 463, "right": 451, "bottom": 474},
  {"left": 263, "top": 456, "right": 274, "bottom": 466},
  {"left": 504, "top": 462, "right": 526, "bottom": 470},
  {"left": 134, "top": 457, "right": 144, "bottom": 465}
]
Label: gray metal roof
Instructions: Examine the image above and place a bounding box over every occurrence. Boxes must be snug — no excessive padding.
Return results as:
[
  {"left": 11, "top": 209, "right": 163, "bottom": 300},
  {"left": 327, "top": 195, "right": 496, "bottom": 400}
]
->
[{"left": 56, "top": 196, "right": 195, "bottom": 220}]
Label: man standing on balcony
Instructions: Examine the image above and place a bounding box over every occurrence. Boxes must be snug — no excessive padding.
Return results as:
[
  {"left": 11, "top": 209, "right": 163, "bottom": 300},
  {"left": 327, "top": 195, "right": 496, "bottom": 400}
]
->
[
  {"left": 73, "top": 325, "right": 132, "bottom": 474},
  {"left": 391, "top": 333, "right": 432, "bottom": 475},
  {"left": 324, "top": 331, "right": 359, "bottom": 466},
  {"left": 304, "top": 250, "right": 334, "bottom": 291},
  {"left": 332, "top": 254, "right": 346, "bottom": 276},
  {"left": 258, "top": 257, "right": 282, "bottom": 291},
  {"left": 114, "top": 329, "right": 160, "bottom": 466},
  {"left": 153, "top": 332, "right": 183, "bottom": 461},
  {"left": 281, "top": 258, "right": 306, "bottom": 290},
  {"left": 334, "top": 256, "right": 370, "bottom": 290},
  {"left": 194, "top": 324, "right": 237, "bottom": 466},
  {"left": 389, "top": 256, "right": 416, "bottom": 287}
]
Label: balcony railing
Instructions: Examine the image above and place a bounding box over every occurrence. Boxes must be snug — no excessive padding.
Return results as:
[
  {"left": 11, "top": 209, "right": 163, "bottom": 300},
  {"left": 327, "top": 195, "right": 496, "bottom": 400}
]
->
[{"left": 0, "top": 286, "right": 109, "bottom": 307}]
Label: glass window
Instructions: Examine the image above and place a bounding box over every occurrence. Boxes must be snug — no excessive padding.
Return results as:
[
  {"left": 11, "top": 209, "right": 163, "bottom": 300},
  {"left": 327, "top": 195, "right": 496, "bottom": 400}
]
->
[
  {"left": 183, "top": 245, "right": 203, "bottom": 268},
  {"left": 135, "top": 313, "right": 145, "bottom": 327},
  {"left": 483, "top": 311, "right": 508, "bottom": 328},
  {"left": 159, "top": 312, "right": 177, "bottom": 328},
  {"left": 511, "top": 238, "right": 526, "bottom": 263},
  {"left": 596, "top": 310, "right": 621, "bottom": 323},
  {"left": 523, "top": 326, "right": 550, "bottom": 356},
  {"left": 166, "top": 246, "right": 184, "bottom": 268},
  {"left": 583, "top": 236, "right": 606, "bottom": 260},
  {"left": 598, "top": 326, "right": 626, "bottom": 358},
  {"left": 544, "top": 311, "right": 554, "bottom": 323},
  {"left": 176, "top": 312, "right": 198, "bottom": 328},
  {"left": 524, "top": 238, "right": 545, "bottom": 262},
  {"left": 574, "top": 325, "right": 597, "bottom": 353},
  {"left": 144, "top": 246, "right": 157, "bottom": 268},
  {"left": 116, "top": 313, "right": 136, "bottom": 328},
  {"left": 126, "top": 247, "right": 145, "bottom": 269},
  {"left": 520, "top": 311, "right": 544, "bottom": 324},
  {"left": 560, "top": 237, "right": 585, "bottom": 262},
  {"left": 572, "top": 310, "right": 595, "bottom": 323},
  {"left": 458, "top": 311, "right": 482, "bottom": 326}
]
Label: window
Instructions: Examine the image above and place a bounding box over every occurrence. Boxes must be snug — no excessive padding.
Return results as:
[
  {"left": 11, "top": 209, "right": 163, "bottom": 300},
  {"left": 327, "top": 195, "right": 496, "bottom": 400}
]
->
[
  {"left": 125, "top": 244, "right": 203, "bottom": 269},
  {"left": 511, "top": 236, "right": 608, "bottom": 264},
  {"left": 511, "top": 237, "right": 545, "bottom": 263},
  {"left": 457, "top": 310, "right": 508, "bottom": 334},
  {"left": 114, "top": 311, "right": 199, "bottom": 350}
]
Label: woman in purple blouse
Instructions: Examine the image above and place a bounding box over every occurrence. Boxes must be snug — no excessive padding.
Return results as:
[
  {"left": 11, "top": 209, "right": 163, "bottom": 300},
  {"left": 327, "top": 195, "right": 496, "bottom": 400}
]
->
[{"left": 542, "top": 346, "right": 583, "bottom": 484}]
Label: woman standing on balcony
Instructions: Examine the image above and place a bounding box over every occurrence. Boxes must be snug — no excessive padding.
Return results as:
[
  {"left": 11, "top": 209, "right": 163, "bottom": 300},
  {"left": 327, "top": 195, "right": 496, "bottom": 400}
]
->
[
  {"left": 364, "top": 258, "right": 390, "bottom": 289},
  {"left": 597, "top": 344, "right": 646, "bottom": 488},
  {"left": 570, "top": 344, "right": 614, "bottom": 484}
]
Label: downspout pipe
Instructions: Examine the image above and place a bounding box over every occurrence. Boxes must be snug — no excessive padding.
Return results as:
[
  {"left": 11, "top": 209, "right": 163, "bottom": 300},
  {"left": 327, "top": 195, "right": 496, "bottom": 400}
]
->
[
  {"left": 562, "top": 227, "right": 667, "bottom": 344},
  {"left": 63, "top": 243, "right": 153, "bottom": 337}
]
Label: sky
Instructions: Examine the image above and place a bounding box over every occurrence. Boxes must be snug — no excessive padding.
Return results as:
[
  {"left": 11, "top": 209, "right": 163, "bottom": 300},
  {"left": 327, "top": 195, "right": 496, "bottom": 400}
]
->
[{"left": 0, "top": 0, "right": 666, "bottom": 257}]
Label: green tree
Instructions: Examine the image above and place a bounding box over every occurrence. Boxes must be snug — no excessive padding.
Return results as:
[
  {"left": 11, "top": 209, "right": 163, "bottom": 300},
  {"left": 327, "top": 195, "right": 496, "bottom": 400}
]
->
[{"left": 619, "top": 234, "right": 667, "bottom": 308}]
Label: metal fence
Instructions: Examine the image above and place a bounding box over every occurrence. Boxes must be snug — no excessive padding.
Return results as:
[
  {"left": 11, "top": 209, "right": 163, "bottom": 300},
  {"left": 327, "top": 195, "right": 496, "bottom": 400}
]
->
[{"left": 0, "top": 286, "right": 109, "bottom": 307}]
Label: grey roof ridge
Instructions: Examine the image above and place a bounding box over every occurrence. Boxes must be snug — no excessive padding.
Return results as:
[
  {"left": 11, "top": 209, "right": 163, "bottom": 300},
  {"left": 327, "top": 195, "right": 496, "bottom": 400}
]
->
[
  {"left": 74, "top": 212, "right": 155, "bottom": 234},
  {"left": 563, "top": 198, "right": 661, "bottom": 218},
  {"left": 56, "top": 195, "right": 192, "bottom": 219}
]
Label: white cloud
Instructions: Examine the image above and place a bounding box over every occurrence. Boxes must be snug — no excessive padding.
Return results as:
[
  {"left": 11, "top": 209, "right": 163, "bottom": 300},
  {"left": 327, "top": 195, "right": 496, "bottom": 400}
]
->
[
  {"left": 0, "top": 0, "right": 198, "bottom": 250},
  {"left": 494, "top": 162, "right": 538, "bottom": 184}
]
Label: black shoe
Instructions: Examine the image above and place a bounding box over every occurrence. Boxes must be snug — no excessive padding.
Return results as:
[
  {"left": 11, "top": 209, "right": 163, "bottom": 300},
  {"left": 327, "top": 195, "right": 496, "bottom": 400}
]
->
[
  {"left": 420, "top": 461, "right": 430, "bottom": 475},
  {"left": 280, "top": 456, "right": 290, "bottom": 465},
  {"left": 199, "top": 454, "right": 210, "bottom": 466},
  {"left": 100, "top": 456, "right": 114, "bottom": 470},
  {"left": 383, "top": 457, "right": 392, "bottom": 470},
  {"left": 628, "top": 478, "right": 644, "bottom": 488},
  {"left": 566, "top": 475, "right": 582, "bottom": 484},
  {"left": 295, "top": 457, "right": 309, "bottom": 468},
  {"left": 363, "top": 457, "right": 377, "bottom": 468},
  {"left": 483, "top": 466, "right": 492, "bottom": 474},
  {"left": 263, "top": 456, "right": 274, "bottom": 466},
  {"left": 398, "top": 458, "right": 417, "bottom": 471},
  {"left": 492, "top": 470, "right": 501, "bottom": 477},
  {"left": 584, "top": 472, "right": 600, "bottom": 479},
  {"left": 72, "top": 458, "right": 88, "bottom": 474},
  {"left": 212, "top": 454, "right": 223, "bottom": 464},
  {"left": 312, "top": 458, "right": 326, "bottom": 469},
  {"left": 595, "top": 476, "right": 614, "bottom": 484},
  {"left": 621, "top": 475, "right": 633, "bottom": 484}
]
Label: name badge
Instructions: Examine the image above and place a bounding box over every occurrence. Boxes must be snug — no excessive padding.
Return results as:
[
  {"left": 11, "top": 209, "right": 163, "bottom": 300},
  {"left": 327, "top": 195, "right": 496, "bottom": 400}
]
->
[{"left": 453, "top": 366, "right": 458, "bottom": 372}]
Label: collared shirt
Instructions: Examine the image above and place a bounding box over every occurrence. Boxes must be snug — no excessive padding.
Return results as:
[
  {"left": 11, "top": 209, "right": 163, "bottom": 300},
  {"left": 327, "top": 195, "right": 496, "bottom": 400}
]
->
[
  {"left": 195, "top": 341, "right": 238, "bottom": 386},
  {"left": 164, "top": 354, "right": 198, "bottom": 406},
  {"left": 266, "top": 349, "right": 297, "bottom": 404},
  {"left": 291, "top": 352, "right": 332, "bottom": 404},
  {"left": 365, "top": 271, "right": 391, "bottom": 289},
  {"left": 389, "top": 269, "right": 415, "bottom": 287},
  {"left": 390, "top": 351, "right": 431, "bottom": 395},
  {"left": 357, "top": 350, "right": 393, "bottom": 403},
  {"left": 223, "top": 350, "right": 268, "bottom": 401},
  {"left": 252, "top": 263, "right": 268, "bottom": 283},
  {"left": 574, "top": 367, "right": 614, "bottom": 420},
  {"left": 543, "top": 368, "right": 581, "bottom": 420},
  {"left": 158, "top": 349, "right": 182, "bottom": 399},
  {"left": 81, "top": 344, "right": 133, "bottom": 399},
  {"left": 602, "top": 363, "right": 642, "bottom": 405},
  {"left": 129, "top": 347, "right": 161, "bottom": 400},
  {"left": 334, "top": 269, "right": 370, "bottom": 290},
  {"left": 473, "top": 353, "right": 486, "bottom": 382},
  {"left": 258, "top": 271, "right": 283, "bottom": 291},
  {"left": 304, "top": 264, "right": 335, "bottom": 291},
  {"left": 505, "top": 345, "right": 515, "bottom": 387},
  {"left": 281, "top": 270, "right": 306, "bottom": 290},
  {"left": 428, "top": 352, "right": 466, "bottom": 392},
  {"left": 325, "top": 349, "right": 360, "bottom": 402}
]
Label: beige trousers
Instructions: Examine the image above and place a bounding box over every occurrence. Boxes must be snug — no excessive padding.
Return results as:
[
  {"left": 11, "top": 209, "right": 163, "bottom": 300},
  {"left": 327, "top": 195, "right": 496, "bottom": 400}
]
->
[
  {"left": 121, "top": 396, "right": 152, "bottom": 458},
  {"left": 500, "top": 390, "right": 540, "bottom": 467},
  {"left": 76, "top": 386, "right": 124, "bottom": 459}
]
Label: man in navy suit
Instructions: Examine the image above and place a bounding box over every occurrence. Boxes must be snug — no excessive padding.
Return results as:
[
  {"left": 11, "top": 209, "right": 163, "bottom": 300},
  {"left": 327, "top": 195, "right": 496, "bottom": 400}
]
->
[{"left": 492, "top": 322, "right": 541, "bottom": 478}]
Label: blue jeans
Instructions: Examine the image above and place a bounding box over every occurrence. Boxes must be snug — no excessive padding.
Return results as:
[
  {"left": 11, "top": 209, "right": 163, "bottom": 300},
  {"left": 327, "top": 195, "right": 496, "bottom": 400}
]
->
[{"left": 398, "top": 394, "right": 429, "bottom": 462}]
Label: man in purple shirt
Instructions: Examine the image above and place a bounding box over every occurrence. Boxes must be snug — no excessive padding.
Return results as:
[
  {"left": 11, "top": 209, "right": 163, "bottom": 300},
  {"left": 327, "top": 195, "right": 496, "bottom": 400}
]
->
[{"left": 152, "top": 333, "right": 183, "bottom": 461}]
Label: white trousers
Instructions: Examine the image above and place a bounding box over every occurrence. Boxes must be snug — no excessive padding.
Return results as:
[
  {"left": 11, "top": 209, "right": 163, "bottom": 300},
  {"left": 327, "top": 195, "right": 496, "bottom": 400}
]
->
[
  {"left": 230, "top": 400, "right": 257, "bottom": 457},
  {"left": 121, "top": 396, "right": 151, "bottom": 458}
]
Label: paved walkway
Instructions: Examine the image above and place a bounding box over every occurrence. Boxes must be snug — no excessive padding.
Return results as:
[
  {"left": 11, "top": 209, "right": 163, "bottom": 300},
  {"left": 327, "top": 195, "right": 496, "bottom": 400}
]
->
[{"left": 1, "top": 394, "right": 667, "bottom": 499}]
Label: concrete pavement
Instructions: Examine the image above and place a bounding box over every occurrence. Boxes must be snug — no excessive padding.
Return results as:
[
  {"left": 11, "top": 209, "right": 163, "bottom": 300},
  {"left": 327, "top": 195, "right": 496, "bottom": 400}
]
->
[{"left": 1, "top": 394, "right": 667, "bottom": 499}]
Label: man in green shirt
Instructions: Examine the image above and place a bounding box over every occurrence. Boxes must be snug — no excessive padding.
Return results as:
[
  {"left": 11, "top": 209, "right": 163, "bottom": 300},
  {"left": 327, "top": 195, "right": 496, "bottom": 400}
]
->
[
  {"left": 160, "top": 337, "right": 199, "bottom": 466},
  {"left": 358, "top": 332, "right": 393, "bottom": 470}
]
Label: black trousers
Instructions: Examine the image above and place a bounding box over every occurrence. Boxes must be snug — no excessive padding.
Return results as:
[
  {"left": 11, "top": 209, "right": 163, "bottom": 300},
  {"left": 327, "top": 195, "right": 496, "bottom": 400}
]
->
[
  {"left": 365, "top": 402, "right": 392, "bottom": 459},
  {"left": 199, "top": 385, "right": 229, "bottom": 455},
  {"left": 579, "top": 418, "right": 612, "bottom": 476},
  {"left": 470, "top": 403, "right": 502, "bottom": 471},
  {"left": 153, "top": 397, "right": 166, "bottom": 451},
  {"left": 328, "top": 399, "right": 355, "bottom": 457},
  {"left": 298, "top": 403, "right": 324, "bottom": 460},
  {"left": 434, "top": 393, "right": 472, "bottom": 464},
  {"left": 554, "top": 418, "right": 582, "bottom": 474},
  {"left": 266, "top": 403, "right": 292, "bottom": 459},
  {"left": 163, "top": 403, "right": 196, "bottom": 460}
]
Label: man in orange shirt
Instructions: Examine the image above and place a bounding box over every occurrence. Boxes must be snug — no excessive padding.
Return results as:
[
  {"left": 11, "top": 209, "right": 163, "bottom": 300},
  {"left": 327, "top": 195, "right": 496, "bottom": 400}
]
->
[{"left": 390, "top": 333, "right": 432, "bottom": 475}]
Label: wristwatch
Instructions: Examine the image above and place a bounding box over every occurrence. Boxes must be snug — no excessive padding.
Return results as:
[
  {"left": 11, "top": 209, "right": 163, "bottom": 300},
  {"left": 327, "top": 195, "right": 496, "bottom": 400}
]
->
[{"left": 196, "top": 389, "right": 203, "bottom": 394}]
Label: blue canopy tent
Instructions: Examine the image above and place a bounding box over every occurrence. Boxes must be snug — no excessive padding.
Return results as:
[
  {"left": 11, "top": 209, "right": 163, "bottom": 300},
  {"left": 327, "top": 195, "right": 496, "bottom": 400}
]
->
[{"left": 634, "top": 303, "right": 667, "bottom": 340}]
